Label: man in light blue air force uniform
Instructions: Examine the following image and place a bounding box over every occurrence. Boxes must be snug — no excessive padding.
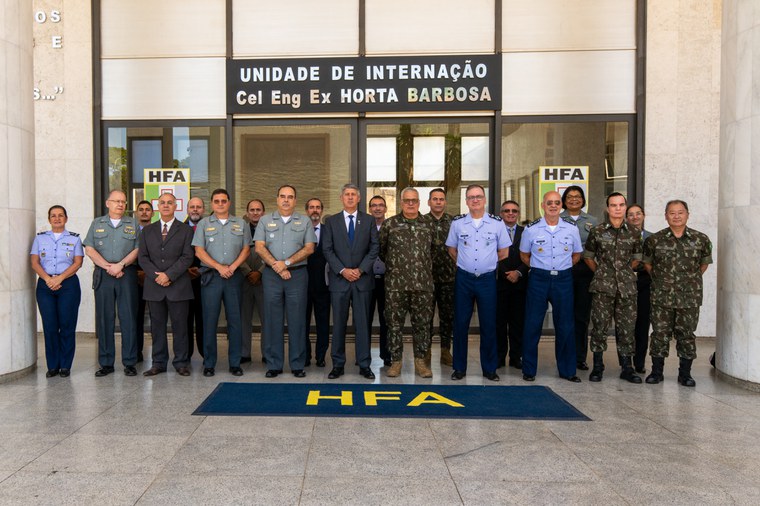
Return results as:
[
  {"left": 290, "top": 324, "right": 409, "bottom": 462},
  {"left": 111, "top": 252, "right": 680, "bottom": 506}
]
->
[
  {"left": 446, "top": 184, "right": 510, "bottom": 382},
  {"left": 520, "top": 190, "right": 583, "bottom": 383}
]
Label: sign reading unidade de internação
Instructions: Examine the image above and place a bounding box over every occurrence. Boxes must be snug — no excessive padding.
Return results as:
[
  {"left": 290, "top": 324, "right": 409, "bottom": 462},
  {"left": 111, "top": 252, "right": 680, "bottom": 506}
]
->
[{"left": 227, "top": 55, "right": 501, "bottom": 114}]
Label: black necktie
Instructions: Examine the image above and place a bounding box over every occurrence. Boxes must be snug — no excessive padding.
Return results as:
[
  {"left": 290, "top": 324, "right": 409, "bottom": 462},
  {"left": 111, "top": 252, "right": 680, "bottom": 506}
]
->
[{"left": 348, "top": 215, "right": 355, "bottom": 245}]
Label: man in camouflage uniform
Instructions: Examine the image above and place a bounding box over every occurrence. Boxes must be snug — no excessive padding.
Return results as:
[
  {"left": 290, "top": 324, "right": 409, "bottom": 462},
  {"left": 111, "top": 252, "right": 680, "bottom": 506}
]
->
[
  {"left": 583, "top": 192, "right": 643, "bottom": 384},
  {"left": 642, "top": 199, "right": 712, "bottom": 387},
  {"left": 426, "top": 188, "right": 456, "bottom": 367},
  {"left": 379, "top": 187, "right": 435, "bottom": 378}
]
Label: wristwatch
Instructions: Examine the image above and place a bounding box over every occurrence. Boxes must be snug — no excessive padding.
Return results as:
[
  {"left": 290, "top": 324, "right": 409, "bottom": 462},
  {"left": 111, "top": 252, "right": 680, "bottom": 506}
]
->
[{"left": 284, "top": 260, "right": 291, "bottom": 267}]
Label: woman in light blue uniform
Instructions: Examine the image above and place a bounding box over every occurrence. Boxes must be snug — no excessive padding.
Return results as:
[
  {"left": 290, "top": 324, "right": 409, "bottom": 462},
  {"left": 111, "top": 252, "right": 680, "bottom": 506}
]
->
[{"left": 30, "top": 205, "right": 84, "bottom": 378}]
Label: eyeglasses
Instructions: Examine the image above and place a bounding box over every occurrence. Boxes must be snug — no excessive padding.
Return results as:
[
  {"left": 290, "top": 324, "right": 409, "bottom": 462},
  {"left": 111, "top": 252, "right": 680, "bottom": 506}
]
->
[
  {"left": 544, "top": 200, "right": 561, "bottom": 206},
  {"left": 466, "top": 195, "right": 485, "bottom": 201},
  {"left": 402, "top": 199, "right": 419, "bottom": 205},
  {"left": 565, "top": 195, "right": 583, "bottom": 201},
  {"left": 500, "top": 209, "right": 519, "bottom": 213},
  {"left": 108, "top": 199, "right": 127, "bottom": 205}
]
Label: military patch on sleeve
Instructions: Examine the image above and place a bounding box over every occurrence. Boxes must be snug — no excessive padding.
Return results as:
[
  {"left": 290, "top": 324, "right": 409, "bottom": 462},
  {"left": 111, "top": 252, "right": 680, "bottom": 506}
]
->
[{"left": 488, "top": 213, "right": 502, "bottom": 221}]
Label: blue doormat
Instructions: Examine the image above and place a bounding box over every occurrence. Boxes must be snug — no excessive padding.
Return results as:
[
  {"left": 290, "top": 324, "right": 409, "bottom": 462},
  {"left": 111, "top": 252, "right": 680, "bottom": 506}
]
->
[{"left": 193, "top": 383, "right": 590, "bottom": 420}]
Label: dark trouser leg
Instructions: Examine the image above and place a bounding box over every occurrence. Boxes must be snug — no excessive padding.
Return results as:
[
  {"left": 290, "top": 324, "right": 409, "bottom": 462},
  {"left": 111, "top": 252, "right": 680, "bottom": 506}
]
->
[
  {"left": 506, "top": 289, "right": 525, "bottom": 362},
  {"left": 496, "top": 289, "right": 509, "bottom": 365},
  {"left": 549, "top": 270, "right": 576, "bottom": 379},
  {"left": 116, "top": 268, "right": 138, "bottom": 367},
  {"left": 633, "top": 283, "right": 650, "bottom": 370},
  {"left": 222, "top": 272, "right": 244, "bottom": 368},
  {"left": 147, "top": 300, "right": 169, "bottom": 369},
  {"left": 37, "top": 279, "right": 61, "bottom": 370},
  {"left": 521, "top": 271, "right": 549, "bottom": 377},
  {"left": 167, "top": 299, "right": 190, "bottom": 369},
  {"left": 452, "top": 270, "right": 475, "bottom": 373},
  {"left": 572, "top": 267, "right": 593, "bottom": 364},
  {"left": 57, "top": 276, "right": 81, "bottom": 370},
  {"left": 284, "top": 268, "right": 308, "bottom": 371},
  {"left": 95, "top": 271, "right": 117, "bottom": 368},
  {"left": 201, "top": 273, "right": 224, "bottom": 369},
  {"left": 474, "top": 275, "right": 498, "bottom": 374}
]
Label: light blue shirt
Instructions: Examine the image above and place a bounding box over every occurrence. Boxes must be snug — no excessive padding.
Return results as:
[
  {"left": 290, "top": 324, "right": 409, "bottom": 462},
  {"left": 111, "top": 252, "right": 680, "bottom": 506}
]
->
[
  {"left": 30, "top": 230, "right": 84, "bottom": 275},
  {"left": 445, "top": 213, "right": 510, "bottom": 275},
  {"left": 520, "top": 217, "right": 583, "bottom": 271}
]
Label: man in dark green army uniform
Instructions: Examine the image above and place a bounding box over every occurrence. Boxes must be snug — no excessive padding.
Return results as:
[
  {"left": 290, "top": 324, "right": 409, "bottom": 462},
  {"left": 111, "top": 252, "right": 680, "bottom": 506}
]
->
[
  {"left": 426, "top": 188, "right": 456, "bottom": 367},
  {"left": 642, "top": 199, "right": 712, "bottom": 387},
  {"left": 583, "top": 192, "right": 643, "bottom": 384},
  {"left": 379, "top": 187, "right": 435, "bottom": 378}
]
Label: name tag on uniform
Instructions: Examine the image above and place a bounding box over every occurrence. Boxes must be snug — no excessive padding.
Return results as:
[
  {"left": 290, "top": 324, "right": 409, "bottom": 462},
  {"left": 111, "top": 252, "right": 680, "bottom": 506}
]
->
[
  {"left": 206, "top": 227, "right": 216, "bottom": 231},
  {"left": 293, "top": 220, "right": 302, "bottom": 226},
  {"left": 95, "top": 229, "right": 105, "bottom": 233},
  {"left": 267, "top": 223, "right": 277, "bottom": 228}
]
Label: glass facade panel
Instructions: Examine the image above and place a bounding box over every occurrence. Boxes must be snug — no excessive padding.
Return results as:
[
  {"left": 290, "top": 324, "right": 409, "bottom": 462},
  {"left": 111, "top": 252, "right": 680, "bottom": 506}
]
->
[
  {"left": 105, "top": 125, "right": 226, "bottom": 215},
  {"left": 233, "top": 124, "right": 352, "bottom": 217},
  {"left": 366, "top": 122, "right": 491, "bottom": 216},
  {"left": 500, "top": 121, "right": 630, "bottom": 223}
]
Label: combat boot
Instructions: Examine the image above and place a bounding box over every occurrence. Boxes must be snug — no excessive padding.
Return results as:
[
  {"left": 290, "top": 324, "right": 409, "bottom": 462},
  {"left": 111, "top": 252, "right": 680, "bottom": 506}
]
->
[
  {"left": 677, "top": 357, "right": 696, "bottom": 387},
  {"left": 425, "top": 348, "right": 432, "bottom": 367},
  {"left": 440, "top": 347, "right": 453, "bottom": 366},
  {"left": 414, "top": 357, "right": 433, "bottom": 378},
  {"left": 386, "top": 361, "right": 402, "bottom": 377},
  {"left": 645, "top": 357, "right": 665, "bottom": 384},
  {"left": 589, "top": 352, "right": 604, "bottom": 382},
  {"left": 619, "top": 356, "right": 643, "bottom": 384}
]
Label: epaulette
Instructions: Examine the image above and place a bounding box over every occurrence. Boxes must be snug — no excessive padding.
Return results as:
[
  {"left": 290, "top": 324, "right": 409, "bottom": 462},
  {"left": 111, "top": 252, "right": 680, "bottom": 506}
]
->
[
  {"left": 527, "top": 218, "right": 542, "bottom": 227},
  {"left": 37, "top": 231, "right": 47, "bottom": 235},
  {"left": 69, "top": 232, "right": 80, "bottom": 237},
  {"left": 452, "top": 213, "right": 466, "bottom": 221},
  {"left": 488, "top": 213, "right": 502, "bottom": 221},
  {"left": 561, "top": 217, "right": 577, "bottom": 226}
]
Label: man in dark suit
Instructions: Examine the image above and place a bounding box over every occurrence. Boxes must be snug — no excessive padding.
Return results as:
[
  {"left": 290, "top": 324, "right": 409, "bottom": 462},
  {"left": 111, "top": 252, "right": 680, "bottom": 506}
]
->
[
  {"left": 185, "top": 197, "right": 205, "bottom": 358},
  {"left": 496, "top": 200, "right": 528, "bottom": 370},
  {"left": 322, "top": 183, "right": 379, "bottom": 380},
  {"left": 304, "top": 198, "right": 331, "bottom": 367},
  {"left": 138, "top": 192, "right": 195, "bottom": 376}
]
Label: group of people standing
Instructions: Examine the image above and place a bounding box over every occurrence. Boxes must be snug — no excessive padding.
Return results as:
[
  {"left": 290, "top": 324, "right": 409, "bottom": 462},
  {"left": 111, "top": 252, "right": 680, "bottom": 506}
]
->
[{"left": 31, "top": 183, "right": 712, "bottom": 387}]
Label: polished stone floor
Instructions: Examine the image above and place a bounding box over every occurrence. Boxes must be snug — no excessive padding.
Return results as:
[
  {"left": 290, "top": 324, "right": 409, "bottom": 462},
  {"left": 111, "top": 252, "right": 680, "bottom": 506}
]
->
[{"left": 1, "top": 335, "right": 759, "bottom": 505}]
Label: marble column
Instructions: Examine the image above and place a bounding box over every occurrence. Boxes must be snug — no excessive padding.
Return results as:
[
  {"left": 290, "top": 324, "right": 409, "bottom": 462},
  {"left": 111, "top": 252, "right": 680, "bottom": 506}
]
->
[
  {"left": 716, "top": 0, "right": 760, "bottom": 390},
  {"left": 0, "top": 0, "right": 37, "bottom": 380}
]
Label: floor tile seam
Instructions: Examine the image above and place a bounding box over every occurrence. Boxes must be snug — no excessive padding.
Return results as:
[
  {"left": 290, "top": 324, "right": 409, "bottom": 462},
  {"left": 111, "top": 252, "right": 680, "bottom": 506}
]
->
[
  {"left": 295, "top": 417, "right": 317, "bottom": 505},
  {"left": 426, "top": 419, "right": 465, "bottom": 505},
  {"left": 701, "top": 392, "right": 760, "bottom": 418}
]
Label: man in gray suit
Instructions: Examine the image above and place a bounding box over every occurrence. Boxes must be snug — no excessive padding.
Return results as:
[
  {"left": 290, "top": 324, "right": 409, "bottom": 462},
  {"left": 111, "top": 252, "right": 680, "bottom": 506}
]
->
[
  {"left": 240, "top": 199, "right": 266, "bottom": 364},
  {"left": 138, "top": 193, "right": 195, "bottom": 376},
  {"left": 322, "top": 183, "right": 379, "bottom": 380}
]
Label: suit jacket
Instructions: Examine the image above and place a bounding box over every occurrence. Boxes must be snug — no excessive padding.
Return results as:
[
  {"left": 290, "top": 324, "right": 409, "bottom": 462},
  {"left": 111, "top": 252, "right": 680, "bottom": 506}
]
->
[
  {"left": 322, "top": 210, "right": 379, "bottom": 292},
  {"left": 138, "top": 220, "right": 195, "bottom": 301},
  {"left": 307, "top": 224, "right": 329, "bottom": 293},
  {"left": 497, "top": 224, "right": 528, "bottom": 292}
]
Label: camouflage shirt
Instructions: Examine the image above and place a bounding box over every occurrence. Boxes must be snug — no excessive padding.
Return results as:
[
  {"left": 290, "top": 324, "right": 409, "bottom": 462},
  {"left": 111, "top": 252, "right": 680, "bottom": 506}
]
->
[
  {"left": 583, "top": 222, "right": 642, "bottom": 297},
  {"left": 379, "top": 213, "right": 434, "bottom": 292},
  {"left": 642, "top": 226, "right": 713, "bottom": 308},
  {"left": 426, "top": 212, "right": 456, "bottom": 284}
]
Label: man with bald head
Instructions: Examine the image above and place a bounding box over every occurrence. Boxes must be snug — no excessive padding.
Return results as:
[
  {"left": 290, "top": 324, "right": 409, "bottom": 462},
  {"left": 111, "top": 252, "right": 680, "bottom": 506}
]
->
[
  {"left": 84, "top": 189, "right": 141, "bottom": 377},
  {"left": 519, "top": 191, "right": 583, "bottom": 383}
]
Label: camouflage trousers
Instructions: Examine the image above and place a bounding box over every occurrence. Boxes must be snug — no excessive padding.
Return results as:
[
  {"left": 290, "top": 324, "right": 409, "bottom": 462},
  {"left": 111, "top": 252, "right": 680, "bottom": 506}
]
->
[
  {"left": 430, "top": 281, "right": 454, "bottom": 349},
  {"left": 589, "top": 292, "right": 636, "bottom": 356},
  {"left": 650, "top": 305, "right": 699, "bottom": 359},
  {"left": 385, "top": 289, "right": 434, "bottom": 361}
]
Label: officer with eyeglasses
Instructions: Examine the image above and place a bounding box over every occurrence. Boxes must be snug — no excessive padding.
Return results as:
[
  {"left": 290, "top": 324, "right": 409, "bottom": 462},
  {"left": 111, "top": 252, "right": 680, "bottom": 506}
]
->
[{"left": 446, "top": 184, "right": 510, "bottom": 382}]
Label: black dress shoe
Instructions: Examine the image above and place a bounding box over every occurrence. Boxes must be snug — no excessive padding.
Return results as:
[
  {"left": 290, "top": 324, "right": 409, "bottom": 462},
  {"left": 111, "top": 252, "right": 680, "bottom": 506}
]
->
[
  {"left": 240, "top": 356, "right": 252, "bottom": 364},
  {"left": 265, "top": 369, "right": 282, "bottom": 378},
  {"left": 577, "top": 361, "right": 589, "bottom": 371},
  {"left": 509, "top": 358, "right": 523, "bottom": 369},
  {"left": 95, "top": 366, "right": 114, "bottom": 377},
  {"left": 316, "top": 359, "right": 326, "bottom": 367},
  {"left": 483, "top": 371, "right": 500, "bottom": 381},
  {"left": 124, "top": 366, "right": 137, "bottom": 376},
  {"left": 359, "top": 367, "right": 375, "bottom": 379},
  {"left": 328, "top": 367, "right": 344, "bottom": 379},
  {"left": 561, "top": 375, "right": 582, "bottom": 383},
  {"left": 46, "top": 369, "right": 59, "bottom": 378},
  {"left": 59, "top": 369, "right": 70, "bottom": 378},
  {"left": 451, "top": 370, "right": 466, "bottom": 380},
  {"left": 522, "top": 374, "right": 536, "bottom": 382},
  {"left": 203, "top": 368, "right": 215, "bottom": 377},
  {"left": 229, "top": 367, "right": 244, "bottom": 376},
  {"left": 292, "top": 369, "right": 306, "bottom": 378}
]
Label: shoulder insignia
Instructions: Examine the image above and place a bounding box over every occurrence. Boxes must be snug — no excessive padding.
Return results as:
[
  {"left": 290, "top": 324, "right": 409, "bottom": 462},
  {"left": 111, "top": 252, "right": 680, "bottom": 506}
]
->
[
  {"left": 561, "top": 217, "right": 577, "bottom": 226},
  {"left": 452, "top": 214, "right": 466, "bottom": 221},
  {"left": 528, "top": 218, "right": 542, "bottom": 227},
  {"left": 488, "top": 213, "right": 502, "bottom": 221},
  {"left": 37, "top": 231, "right": 46, "bottom": 235},
  {"left": 69, "top": 232, "right": 80, "bottom": 237}
]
